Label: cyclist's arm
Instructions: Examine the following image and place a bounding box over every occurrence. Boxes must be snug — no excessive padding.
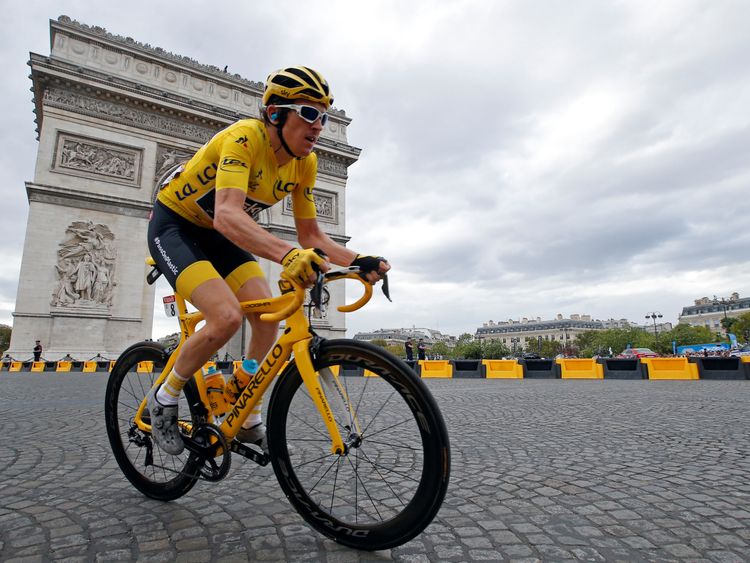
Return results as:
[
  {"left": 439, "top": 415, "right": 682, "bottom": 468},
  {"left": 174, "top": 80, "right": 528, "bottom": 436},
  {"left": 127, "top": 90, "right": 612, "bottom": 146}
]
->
[
  {"left": 214, "top": 187, "right": 293, "bottom": 262},
  {"left": 295, "top": 217, "right": 357, "bottom": 266}
]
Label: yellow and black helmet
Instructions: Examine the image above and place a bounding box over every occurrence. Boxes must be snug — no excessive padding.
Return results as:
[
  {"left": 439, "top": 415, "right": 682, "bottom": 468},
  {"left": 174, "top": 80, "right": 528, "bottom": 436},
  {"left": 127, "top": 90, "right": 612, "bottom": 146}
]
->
[{"left": 262, "top": 66, "right": 333, "bottom": 108}]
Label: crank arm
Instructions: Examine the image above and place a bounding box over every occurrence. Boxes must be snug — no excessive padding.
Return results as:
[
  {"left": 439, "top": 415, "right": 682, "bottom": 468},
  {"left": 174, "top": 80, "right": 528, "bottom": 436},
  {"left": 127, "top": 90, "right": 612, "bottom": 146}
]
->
[{"left": 230, "top": 440, "right": 270, "bottom": 466}]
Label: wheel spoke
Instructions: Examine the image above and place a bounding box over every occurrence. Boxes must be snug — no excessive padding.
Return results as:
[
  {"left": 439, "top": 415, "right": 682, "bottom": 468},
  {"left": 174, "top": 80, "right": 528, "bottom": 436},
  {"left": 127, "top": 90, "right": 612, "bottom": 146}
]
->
[{"left": 105, "top": 344, "right": 200, "bottom": 500}]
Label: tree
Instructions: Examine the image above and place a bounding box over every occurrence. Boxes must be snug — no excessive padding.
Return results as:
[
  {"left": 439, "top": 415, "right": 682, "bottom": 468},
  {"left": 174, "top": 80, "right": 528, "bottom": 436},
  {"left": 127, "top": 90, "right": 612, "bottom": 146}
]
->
[
  {"left": 429, "top": 341, "right": 452, "bottom": 359},
  {"left": 574, "top": 327, "right": 653, "bottom": 357},
  {"left": 661, "top": 324, "right": 717, "bottom": 352},
  {"left": 538, "top": 339, "right": 562, "bottom": 358},
  {"left": 724, "top": 313, "right": 750, "bottom": 344},
  {"left": 456, "top": 340, "right": 482, "bottom": 359},
  {"left": 482, "top": 340, "right": 510, "bottom": 359},
  {"left": 0, "top": 324, "right": 11, "bottom": 355},
  {"left": 721, "top": 316, "right": 739, "bottom": 335}
]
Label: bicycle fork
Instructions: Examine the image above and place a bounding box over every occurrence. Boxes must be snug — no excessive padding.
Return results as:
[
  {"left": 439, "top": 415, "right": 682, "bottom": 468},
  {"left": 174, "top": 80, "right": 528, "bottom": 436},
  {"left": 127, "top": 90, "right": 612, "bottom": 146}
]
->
[{"left": 293, "top": 340, "right": 362, "bottom": 455}]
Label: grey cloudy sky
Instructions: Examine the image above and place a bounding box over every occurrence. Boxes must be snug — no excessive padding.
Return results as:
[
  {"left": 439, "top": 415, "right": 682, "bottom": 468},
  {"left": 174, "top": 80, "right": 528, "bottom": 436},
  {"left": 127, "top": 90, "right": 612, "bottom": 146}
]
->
[{"left": 1, "top": 0, "right": 749, "bottom": 340}]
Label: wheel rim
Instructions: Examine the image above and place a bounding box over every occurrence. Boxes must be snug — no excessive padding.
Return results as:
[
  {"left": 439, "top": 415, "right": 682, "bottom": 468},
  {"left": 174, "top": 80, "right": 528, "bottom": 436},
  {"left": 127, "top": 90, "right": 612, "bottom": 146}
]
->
[{"left": 276, "top": 367, "right": 432, "bottom": 527}]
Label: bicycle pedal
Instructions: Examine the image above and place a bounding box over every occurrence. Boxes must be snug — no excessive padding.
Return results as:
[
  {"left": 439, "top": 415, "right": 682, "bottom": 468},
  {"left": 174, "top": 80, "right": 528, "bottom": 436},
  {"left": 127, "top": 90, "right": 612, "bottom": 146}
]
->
[{"left": 230, "top": 440, "right": 269, "bottom": 466}]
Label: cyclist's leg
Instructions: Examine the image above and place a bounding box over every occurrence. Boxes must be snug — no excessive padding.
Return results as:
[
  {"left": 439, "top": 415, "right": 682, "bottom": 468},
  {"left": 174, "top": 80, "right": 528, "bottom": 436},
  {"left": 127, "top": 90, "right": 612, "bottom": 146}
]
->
[
  {"left": 172, "top": 278, "right": 243, "bottom": 377},
  {"left": 147, "top": 203, "right": 244, "bottom": 452},
  {"left": 231, "top": 271, "right": 279, "bottom": 450},
  {"left": 148, "top": 276, "right": 243, "bottom": 453}
]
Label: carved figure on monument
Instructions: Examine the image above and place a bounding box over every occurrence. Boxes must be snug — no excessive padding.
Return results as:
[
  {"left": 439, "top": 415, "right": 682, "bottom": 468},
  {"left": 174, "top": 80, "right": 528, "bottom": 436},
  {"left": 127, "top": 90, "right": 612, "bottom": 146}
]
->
[
  {"left": 154, "top": 146, "right": 196, "bottom": 194},
  {"left": 53, "top": 259, "right": 78, "bottom": 305},
  {"left": 93, "top": 262, "right": 112, "bottom": 304},
  {"left": 59, "top": 138, "right": 137, "bottom": 181},
  {"left": 51, "top": 221, "right": 117, "bottom": 308},
  {"left": 74, "top": 254, "right": 96, "bottom": 301}
]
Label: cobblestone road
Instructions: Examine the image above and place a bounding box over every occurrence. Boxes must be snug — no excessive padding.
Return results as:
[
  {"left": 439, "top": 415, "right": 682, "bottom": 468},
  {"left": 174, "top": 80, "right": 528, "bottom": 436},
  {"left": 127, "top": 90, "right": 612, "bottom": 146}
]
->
[{"left": 1, "top": 374, "right": 749, "bottom": 562}]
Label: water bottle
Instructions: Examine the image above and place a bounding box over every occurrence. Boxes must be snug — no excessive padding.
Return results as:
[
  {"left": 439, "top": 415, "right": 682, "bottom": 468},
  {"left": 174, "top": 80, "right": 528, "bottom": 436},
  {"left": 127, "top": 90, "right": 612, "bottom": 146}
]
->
[
  {"left": 224, "top": 358, "right": 259, "bottom": 403},
  {"left": 204, "top": 365, "right": 229, "bottom": 415}
]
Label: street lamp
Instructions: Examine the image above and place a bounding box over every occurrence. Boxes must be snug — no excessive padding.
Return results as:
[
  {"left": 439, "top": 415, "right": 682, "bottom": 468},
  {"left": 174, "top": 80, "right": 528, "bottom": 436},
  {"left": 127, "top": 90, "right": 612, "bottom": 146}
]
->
[
  {"left": 712, "top": 296, "right": 729, "bottom": 320},
  {"left": 510, "top": 337, "right": 520, "bottom": 356},
  {"left": 712, "top": 296, "right": 731, "bottom": 335},
  {"left": 562, "top": 326, "right": 571, "bottom": 356},
  {"left": 645, "top": 312, "right": 662, "bottom": 348}
]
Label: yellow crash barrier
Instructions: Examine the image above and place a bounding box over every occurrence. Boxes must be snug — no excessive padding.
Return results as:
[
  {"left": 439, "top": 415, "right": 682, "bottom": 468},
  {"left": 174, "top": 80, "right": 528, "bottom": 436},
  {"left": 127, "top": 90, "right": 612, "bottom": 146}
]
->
[
  {"left": 483, "top": 359, "right": 523, "bottom": 379},
  {"left": 557, "top": 358, "right": 604, "bottom": 379},
  {"left": 56, "top": 361, "right": 73, "bottom": 372},
  {"left": 641, "top": 357, "right": 699, "bottom": 380},
  {"left": 31, "top": 361, "right": 46, "bottom": 372},
  {"left": 82, "top": 361, "right": 97, "bottom": 372},
  {"left": 9, "top": 361, "right": 23, "bottom": 372},
  {"left": 137, "top": 361, "right": 154, "bottom": 373},
  {"left": 741, "top": 356, "right": 750, "bottom": 363},
  {"left": 419, "top": 360, "right": 453, "bottom": 378},
  {"left": 364, "top": 368, "right": 378, "bottom": 377}
]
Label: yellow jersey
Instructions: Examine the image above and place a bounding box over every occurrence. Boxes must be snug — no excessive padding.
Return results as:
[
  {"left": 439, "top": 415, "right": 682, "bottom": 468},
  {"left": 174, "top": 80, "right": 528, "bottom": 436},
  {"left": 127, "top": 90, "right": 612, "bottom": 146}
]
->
[{"left": 157, "top": 119, "right": 317, "bottom": 228}]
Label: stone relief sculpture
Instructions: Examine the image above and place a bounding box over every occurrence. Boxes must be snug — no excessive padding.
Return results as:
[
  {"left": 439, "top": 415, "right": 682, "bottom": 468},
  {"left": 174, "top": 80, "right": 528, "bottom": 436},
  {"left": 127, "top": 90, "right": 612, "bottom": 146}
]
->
[
  {"left": 45, "top": 88, "right": 216, "bottom": 144},
  {"left": 156, "top": 147, "right": 195, "bottom": 178},
  {"left": 51, "top": 221, "right": 117, "bottom": 308},
  {"left": 60, "top": 139, "right": 137, "bottom": 180},
  {"left": 284, "top": 191, "right": 336, "bottom": 222}
]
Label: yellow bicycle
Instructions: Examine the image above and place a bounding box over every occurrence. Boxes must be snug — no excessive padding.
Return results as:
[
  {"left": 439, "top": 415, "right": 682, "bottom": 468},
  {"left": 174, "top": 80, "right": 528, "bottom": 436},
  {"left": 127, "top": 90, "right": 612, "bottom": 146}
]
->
[{"left": 104, "top": 262, "right": 450, "bottom": 551}]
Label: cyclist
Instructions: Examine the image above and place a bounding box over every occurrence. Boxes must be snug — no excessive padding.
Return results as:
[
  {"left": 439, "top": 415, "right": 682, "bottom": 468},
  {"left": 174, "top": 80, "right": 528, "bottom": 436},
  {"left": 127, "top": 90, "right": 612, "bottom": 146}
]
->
[{"left": 147, "top": 66, "right": 389, "bottom": 455}]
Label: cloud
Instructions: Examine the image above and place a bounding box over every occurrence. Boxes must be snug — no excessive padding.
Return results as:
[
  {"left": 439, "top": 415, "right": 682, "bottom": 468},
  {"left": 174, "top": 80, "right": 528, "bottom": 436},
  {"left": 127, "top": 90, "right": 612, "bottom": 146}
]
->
[{"left": 1, "top": 0, "right": 749, "bottom": 345}]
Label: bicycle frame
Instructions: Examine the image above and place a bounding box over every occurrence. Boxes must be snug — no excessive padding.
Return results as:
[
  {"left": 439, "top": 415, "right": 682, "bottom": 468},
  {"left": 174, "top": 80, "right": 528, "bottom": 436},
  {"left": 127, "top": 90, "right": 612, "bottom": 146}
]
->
[{"left": 135, "top": 271, "right": 373, "bottom": 455}]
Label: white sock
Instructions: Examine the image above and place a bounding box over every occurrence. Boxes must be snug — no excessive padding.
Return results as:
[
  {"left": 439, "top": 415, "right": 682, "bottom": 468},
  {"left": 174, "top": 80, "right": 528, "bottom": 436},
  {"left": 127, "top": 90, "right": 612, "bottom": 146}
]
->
[{"left": 156, "top": 368, "right": 190, "bottom": 406}]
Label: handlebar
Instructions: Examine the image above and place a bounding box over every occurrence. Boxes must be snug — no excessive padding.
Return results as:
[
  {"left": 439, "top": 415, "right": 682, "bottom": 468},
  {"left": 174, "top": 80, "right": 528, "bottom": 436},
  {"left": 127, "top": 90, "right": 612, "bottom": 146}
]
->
[{"left": 259, "top": 267, "right": 389, "bottom": 322}]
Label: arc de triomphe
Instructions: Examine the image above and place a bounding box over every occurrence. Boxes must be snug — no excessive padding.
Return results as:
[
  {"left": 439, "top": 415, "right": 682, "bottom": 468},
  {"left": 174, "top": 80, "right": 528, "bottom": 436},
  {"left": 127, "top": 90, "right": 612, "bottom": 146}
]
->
[{"left": 6, "top": 16, "right": 360, "bottom": 361}]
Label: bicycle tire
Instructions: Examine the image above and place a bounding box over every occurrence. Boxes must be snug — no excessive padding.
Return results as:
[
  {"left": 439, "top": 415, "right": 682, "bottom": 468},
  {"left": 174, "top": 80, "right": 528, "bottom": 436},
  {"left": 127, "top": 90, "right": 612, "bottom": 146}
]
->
[
  {"left": 104, "top": 341, "right": 202, "bottom": 501},
  {"left": 267, "top": 339, "right": 450, "bottom": 550}
]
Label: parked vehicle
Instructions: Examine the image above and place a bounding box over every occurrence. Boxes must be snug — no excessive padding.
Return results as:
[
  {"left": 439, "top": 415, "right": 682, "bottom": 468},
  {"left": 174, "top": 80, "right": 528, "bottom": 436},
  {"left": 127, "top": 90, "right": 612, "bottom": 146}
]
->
[{"left": 617, "top": 348, "right": 659, "bottom": 359}]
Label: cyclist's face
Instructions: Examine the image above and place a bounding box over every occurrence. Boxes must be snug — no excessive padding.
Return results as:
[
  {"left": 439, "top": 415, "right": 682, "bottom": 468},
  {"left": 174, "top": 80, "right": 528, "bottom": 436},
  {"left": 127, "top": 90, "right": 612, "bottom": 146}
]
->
[{"left": 281, "top": 100, "right": 326, "bottom": 156}]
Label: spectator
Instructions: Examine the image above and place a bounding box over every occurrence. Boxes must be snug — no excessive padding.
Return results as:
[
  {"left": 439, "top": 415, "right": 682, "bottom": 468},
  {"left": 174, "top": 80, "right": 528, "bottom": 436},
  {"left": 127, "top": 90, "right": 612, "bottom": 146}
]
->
[
  {"left": 33, "top": 340, "right": 43, "bottom": 361},
  {"left": 404, "top": 338, "right": 414, "bottom": 361},
  {"left": 417, "top": 339, "right": 426, "bottom": 361}
]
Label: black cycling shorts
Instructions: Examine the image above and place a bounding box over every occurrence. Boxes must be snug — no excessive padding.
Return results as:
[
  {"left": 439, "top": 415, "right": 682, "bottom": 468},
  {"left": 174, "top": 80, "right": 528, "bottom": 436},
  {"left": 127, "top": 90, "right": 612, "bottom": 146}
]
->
[{"left": 147, "top": 201, "right": 264, "bottom": 300}]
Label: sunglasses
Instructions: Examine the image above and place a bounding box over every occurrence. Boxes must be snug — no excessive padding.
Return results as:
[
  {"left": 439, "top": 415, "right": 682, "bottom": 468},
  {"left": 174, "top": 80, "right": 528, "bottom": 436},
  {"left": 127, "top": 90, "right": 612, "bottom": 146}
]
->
[{"left": 276, "top": 104, "right": 329, "bottom": 126}]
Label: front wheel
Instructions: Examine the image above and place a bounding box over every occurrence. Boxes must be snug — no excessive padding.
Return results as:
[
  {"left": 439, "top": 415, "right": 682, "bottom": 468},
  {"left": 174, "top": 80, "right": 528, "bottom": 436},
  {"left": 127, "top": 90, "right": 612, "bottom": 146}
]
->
[
  {"left": 104, "top": 341, "right": 203, "bottom": 501},
  {"left": 267, "top": 339, "right": 451, "bottom": 550}
]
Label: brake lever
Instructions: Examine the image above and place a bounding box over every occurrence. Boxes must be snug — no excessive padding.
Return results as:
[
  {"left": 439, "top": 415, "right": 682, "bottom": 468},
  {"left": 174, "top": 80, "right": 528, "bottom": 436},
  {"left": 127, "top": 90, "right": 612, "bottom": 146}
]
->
[
  {"left": 381, "top": 274, "right": 391, "bottom": 302},
  {"left": 310, "top": 272, "right": 325, "bottom": 309}
]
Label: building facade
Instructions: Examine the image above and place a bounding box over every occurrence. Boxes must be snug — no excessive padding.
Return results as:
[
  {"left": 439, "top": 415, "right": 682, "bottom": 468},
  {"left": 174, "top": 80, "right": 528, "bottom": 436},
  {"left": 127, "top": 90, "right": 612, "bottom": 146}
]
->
[
  {"left": 476, "top": 314, "right": 606, "bottom": 352},
  {"left": 678, "top": 293, "right": 750, "bottom": 334},
  {"left": 353, "top": 327, "right": 456, "bottom": 347}
]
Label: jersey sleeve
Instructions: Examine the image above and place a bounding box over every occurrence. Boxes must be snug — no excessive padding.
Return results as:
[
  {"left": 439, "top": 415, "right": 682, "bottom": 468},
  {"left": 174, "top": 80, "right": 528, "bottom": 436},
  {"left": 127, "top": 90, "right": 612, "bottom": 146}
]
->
[
  {"left": 291, "top": 153, "right": 318, "bottom": 219},
  {"left": 215, "top": 129, "right": 254, "bottom": 192}
]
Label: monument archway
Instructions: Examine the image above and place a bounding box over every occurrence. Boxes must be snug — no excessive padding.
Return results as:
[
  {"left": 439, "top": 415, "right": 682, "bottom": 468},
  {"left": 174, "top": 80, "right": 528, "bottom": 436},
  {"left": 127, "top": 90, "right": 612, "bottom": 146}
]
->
[{"left": 7, "top": 16, "right": 359, "bottom": 361}]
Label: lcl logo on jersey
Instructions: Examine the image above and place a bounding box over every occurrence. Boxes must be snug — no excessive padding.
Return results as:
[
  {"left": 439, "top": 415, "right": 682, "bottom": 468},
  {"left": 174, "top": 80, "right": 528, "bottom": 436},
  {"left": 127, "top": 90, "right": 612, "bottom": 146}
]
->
[
  {"left": 304, "top": 187, "right": 315, "bottom": 202},
  {"left": 273, "top": 179, "right": 297, "bottom": 200}
]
